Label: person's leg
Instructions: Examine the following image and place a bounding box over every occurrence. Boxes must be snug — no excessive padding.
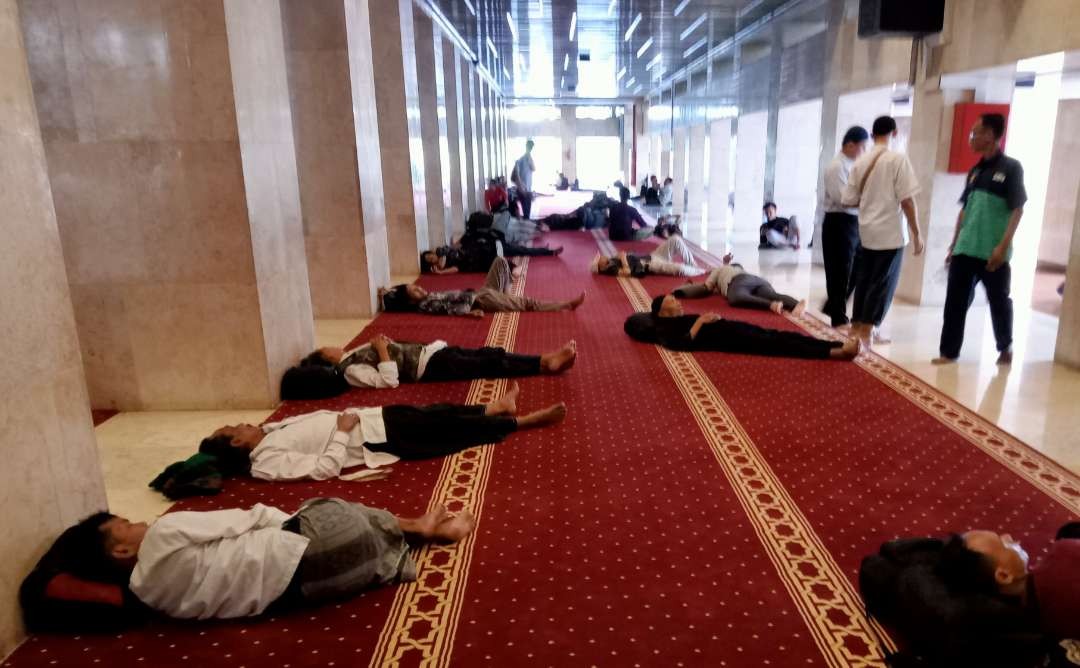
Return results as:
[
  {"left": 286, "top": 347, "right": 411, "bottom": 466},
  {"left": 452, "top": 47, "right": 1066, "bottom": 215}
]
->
[
  {"left": 852, "top": 248, "right": 902, "bottom": 340},
  {"left": 482, "top": 256, "right": 512, "bottom": 292},
  {"left": 475, "top": 290, "right": 584, "bottom": 312},
  {"left": 421, "top": 346, "right": 543, "bottom": 382},
  {"left": 695, "top": 320, "right": 843, "bottom": 359},
  {"left": 766, "top": 228, "right": 790, "bottom": 248},
  {"left": 935, "top": 255, "right": 980, "bottom": 362},
  {"left": 980, "top": 260, "right": 1014, "bottom": 362},
  {"left": 822, "top": 213, "right": 850, "bottom": 326},
  {"left": 653, "top": 235, "right": 696, "bottom": 266},
  {"left": 521, "top": 191, "right": 533, "bottom": 219},
  {"left": 748, "top": 278, "right": 801, "bottom": 312},
  {"left": 725, "top": 275, "right": 778, "bottom": 310},
  {"left": 380, "top": 402, "right": 517, "bottom": 459},
  {"left": 872, "top": 248, "right": 905, "bottom": 326},
  {"left": 672, "top": 283, "right": 713, "bottom": 299},
  {"left": 502, "top": 242, "right": 561, "bottom": 257}
]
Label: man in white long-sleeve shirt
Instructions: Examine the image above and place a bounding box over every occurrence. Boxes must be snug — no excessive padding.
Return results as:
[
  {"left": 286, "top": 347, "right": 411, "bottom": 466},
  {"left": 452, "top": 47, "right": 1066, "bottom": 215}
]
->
[
  {"left": 821, "top": 125, "right": 868, "bottom": 328},
  {"left": 74, "top": 497, "right": 475, "bottom": 619},
  {"left": 199, "top": 384, "right": 567, "bottom": 481},
  {"left": 279, "top": 333, "right": 578, "bottom": 400}
]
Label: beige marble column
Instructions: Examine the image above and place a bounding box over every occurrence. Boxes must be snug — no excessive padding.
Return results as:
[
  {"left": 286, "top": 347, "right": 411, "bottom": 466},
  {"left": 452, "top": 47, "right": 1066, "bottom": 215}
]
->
[
  {"left": 686, "top": 124, "right": 707, "bottom": 243},
  {"left": 460, "top": 60, "right": 479, "bottom": 212},
  {"left": 364, "top": 0, "right": 427, "bottom": 275},
  {"left": 1055, "top": 186, "right": 1080, "bottom": 368},
  {"left": 560, "top": 105, "right": 577, "bottom": 181},
  {"left": 442, "top": 38, "right": 467, "bottom": 236},
  {"left": 282, "top": 0, "right": 375, "bottom": 317},
  {"left": 1, "top": 0, "right": 107, "bottom": 654},
  {"left": 20, "top": 0, "right": 313, "bottom": 410},
  {"left": 413, "top": 7, "right": 448, "bottom": 248},
  {"left": 472, "top": 72, "right": 488, "bottom": 191}
]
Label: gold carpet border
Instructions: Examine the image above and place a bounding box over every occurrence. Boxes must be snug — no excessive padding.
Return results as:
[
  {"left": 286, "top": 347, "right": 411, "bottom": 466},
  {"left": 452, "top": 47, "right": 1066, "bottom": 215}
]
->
[
  {"left": 790, "top": 311, "right": 1080, "bottom": 516},
  {"left": 369, "top": 259, "right": 529, "bottom": 668},
  {"left": 596, "top": 231, "right": 888, "bottom": 666}
]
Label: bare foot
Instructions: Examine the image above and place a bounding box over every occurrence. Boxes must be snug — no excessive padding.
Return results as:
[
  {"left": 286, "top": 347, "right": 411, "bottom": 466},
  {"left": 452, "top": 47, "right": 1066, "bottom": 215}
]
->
[
  {"left": 997, "top": 350, "right": 1012, "bottom": 365},
  {"left": 485, "top": 381, "right": 519, "bottom": 416},
  {"left": 931, "top": 356, "right": 957, "bottom": 366},
  {"left": 567, "top": 292, "right": 586, "bottom": 310},
  {"left": 414, "top": 505, "right": 451, "bottom": 538},
  {"left": 831, "top": 337, "right": 861, "bottom": 360},
  {"left": 835, "top": 323, "right": 852, "bottom": 334},
  {"left": 871, "top": 329, "right": 892, "bottom": 345},
  {"left": 769, "top": 301, "right": 784, "bottom": 314},
  {"left": 537, "top": 222, "right": 550, "bottom": 232},
  {"left": 541, "top": 340, "right": 577, "bottom": 373},
  {"left": 792, "top": 300, "right": 807, "bottom": 317},
  {"left": 553, "top": 246, "right": 564, "bottom": 256},
  {"left": 511, "top": 265, "right": 524, "bottom": 279},
  {"left": 432, "top": 512, "right": 476, "bottom": 544},
  {"left": 515, "top": 402, "right": 567, "bottom": 429}
]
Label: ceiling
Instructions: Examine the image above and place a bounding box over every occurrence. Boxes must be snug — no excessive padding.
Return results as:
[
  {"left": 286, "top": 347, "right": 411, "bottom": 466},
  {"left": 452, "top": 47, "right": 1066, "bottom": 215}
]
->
[{"left": 427, "top": 0, "right": 823, "bottom": 101}]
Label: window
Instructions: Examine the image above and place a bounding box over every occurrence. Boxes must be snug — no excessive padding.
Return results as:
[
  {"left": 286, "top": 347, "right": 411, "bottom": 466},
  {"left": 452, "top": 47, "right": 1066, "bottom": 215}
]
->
[
  {"left": 575, "top": 105, "right": 614, "bottom": 120},
  {"left": 575, "top": 136, "right": 622, "bottom": 191}
]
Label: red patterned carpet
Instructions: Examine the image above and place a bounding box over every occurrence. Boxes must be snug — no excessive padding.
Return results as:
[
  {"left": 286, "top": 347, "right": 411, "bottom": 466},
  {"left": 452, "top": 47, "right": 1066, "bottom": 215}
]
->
[{"left": 6, "top": 231, "right": 1079, "bottom": 668}]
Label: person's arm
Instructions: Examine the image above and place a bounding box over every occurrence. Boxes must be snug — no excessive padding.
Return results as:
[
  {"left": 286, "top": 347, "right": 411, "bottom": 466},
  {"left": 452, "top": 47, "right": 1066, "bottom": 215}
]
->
[
  {"left": 343, "top": 362, "right": 398, "bottom": 389},
  {"left": 688, "top": 313, "right": 720, "bottom": 339},
  {"left": 945, "top": 209, "right": 965, "bottom": 265},
  {"left": 987, "top": 208, "right": 1023, "bottom": 271},
  {"left": 145, "top": 504, "right": 293, "bottom": 549},
  {"left": 900, "top": 197, "right": 923, "bottom": 255},
  {"left": 250, "top": 413, "right": 356, "bottom": 481},
  {"left": 897, "top": 158, "right": 923, "bottom": 255},
  {"left": 432, "top": 266, "right": 459, "bottom": 275},
  {"left": 617, "top": 252, "right": 632, "bottom": 277},
  {"left": 841, "top": 162, "right": 862, "bottom": 208}
]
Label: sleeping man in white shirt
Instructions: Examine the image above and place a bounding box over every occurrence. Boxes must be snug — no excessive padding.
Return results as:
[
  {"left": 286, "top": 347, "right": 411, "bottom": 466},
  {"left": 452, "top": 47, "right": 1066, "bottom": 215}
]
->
[
  {"left": 280, "top": 333, "right": 577, "bottom": 400},
  {"left": 75, "top": 496, "right": 475, "bottom": 619},
  {"left": 199, "top": 383, "right": 566, "bottom": 481}
]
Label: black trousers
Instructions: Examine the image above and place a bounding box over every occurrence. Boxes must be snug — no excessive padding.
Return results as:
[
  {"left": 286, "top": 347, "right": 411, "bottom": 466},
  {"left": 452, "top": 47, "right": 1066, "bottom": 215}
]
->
[
  {"left": 693, "top": 321, "right": 841, "bottom": 360},
  {"left": 727, "top": 274, "right": 799, "bottom": 311},
  {"left": 852, "top": 246, "right": 903, "bottom": 326},
  {"left": 540, "top": 211, "right": 584, "bottom": 230},
  {"left": 503, "top": 242, "right": 557, "bottom": 257},
  {"left": 423, "top": 346, "right": 542, "bottom": 382},
  {"left": 939, "top": 254, "right": 1013, "bottom": 359},
  {"left": 821, "top": 212, "right": 860, "bottom": 326},
  {"left": 519, "top": 191, "right": 533, "bottom": 219},
  {"left": 380, "top": 404, "right": 516, "bottom": 460}
]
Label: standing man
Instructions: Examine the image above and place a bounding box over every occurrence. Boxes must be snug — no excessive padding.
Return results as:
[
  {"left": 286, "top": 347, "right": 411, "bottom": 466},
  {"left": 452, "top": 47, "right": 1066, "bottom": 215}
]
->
[
  {"left": 821, "top": 126, "right": 870, "bottom": 328},
  {"left": 513, "top": 139, "right": 536, "bottom": 219},
  {"left": 842, "top": 116, "right": 924, "bottom": 346},
  {"left": 933, "top": 113, "right": 1025, "bottom": 365}
]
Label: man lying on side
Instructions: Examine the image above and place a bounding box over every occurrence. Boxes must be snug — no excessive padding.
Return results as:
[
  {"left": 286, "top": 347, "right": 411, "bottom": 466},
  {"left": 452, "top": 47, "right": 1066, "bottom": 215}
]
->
[
  {"left": 71, "top": 497, "right": 475, "bottom": 619},
  {"left": 200, "top": 383, "right": 566, "bottom": 481},
  {"left": 624, "top": 293, "right": 860, "bottom": 361},
  {"left": 590, "top": 235, "right": 703, "bottom": 279}
]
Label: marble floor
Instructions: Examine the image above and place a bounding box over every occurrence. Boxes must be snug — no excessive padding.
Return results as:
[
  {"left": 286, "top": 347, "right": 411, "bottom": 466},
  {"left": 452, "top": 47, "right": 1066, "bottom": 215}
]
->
[{"left": 93, "top": 232, "right": 1080, "bottom": 524}]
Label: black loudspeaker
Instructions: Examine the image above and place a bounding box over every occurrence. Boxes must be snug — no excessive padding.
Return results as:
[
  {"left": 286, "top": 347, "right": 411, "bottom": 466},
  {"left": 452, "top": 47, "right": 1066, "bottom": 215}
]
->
[{"left": 858, "top": 0, "right": 944, "bottom": 38}]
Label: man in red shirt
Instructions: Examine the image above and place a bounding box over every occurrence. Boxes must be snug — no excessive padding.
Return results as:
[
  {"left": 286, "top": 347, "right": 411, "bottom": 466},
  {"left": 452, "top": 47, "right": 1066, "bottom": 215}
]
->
[{"left": 484, "top": 177, "right": 508, "bottom": 213}]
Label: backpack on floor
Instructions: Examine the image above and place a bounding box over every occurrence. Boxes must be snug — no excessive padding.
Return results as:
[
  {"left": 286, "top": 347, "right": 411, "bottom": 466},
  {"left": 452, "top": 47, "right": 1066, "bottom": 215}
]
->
[{"left": 859, "top": 537, "right": 1050, "bottom": 667}]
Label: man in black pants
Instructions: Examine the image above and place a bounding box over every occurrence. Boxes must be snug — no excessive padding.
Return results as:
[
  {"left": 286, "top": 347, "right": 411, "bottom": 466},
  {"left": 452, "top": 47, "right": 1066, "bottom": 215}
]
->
[
  {"left": 199, "top": 383, "right": 567, "bottom": 481},
  {"left": 933, "top": 113, "right": 1026, "bottom": 366},
  {"left": 624, "top": 294, "right": 860, "bottom": 361},
  {"left": 821, "top": 126, "right": 869, "bottom": 327}
]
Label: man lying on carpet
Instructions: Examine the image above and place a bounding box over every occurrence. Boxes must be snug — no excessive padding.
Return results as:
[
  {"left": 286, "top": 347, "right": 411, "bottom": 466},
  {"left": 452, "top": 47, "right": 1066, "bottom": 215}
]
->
[
  {"left": 589, "top": 235, "right": 704, "bottom": 279},
  {"left": 419, "top": 227, "right": 562, "bottom": 275},
  {"left": 673, "top": 253, "right": 807, "bottom": 315},
  {"left": 200, "top": 382, "right": 566, "bottom": 481},
  {"left": 280, "top": 335, "right": 577, "bottom": 399},
  {"left": 68, "top": 497, "right": 474, "bottom": 620},
  {"left": 380, "top": 256, "right": 585, "bottom": 318},
  {"left": 859, "top": 526, "right": 1080, "bottom": 666},
  {"left": 623, "top": 293, "right": 860, "bottom": 361}
]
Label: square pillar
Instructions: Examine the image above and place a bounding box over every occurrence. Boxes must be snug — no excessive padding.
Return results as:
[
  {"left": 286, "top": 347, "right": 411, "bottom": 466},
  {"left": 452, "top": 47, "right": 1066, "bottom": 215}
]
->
[
  {"left": 672, "top": 126, "right": 688, "bottom": 214},
  {"left": 442, "top": 38, "right": 467, "bottom": 236},
  {"left": 460, "top": 66, "right": 479, "bottom": 211},
  {"left": 413, "top": 7, "right": 448, "bottom": 248},
  {"left": 472, "top": 71, "right": 487, "bottom": 191},
  {"left": 561, "top": 105, "right": 577, "bottom": 181},
  {"left": 21, "top": 0, "right": 314, "bottom": 409}
]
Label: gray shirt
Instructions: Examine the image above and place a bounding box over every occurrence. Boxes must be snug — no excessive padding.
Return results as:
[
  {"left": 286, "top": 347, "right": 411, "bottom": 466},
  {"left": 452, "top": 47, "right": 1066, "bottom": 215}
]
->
[{"left": 515, "top": 153, "right": 534, "bottom": 190}]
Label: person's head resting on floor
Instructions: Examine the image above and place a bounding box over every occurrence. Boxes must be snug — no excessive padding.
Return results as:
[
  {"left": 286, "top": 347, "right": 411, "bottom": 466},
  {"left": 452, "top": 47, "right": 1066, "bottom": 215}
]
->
[
  {"left": 938, "top": 530, "right": 1030, "bottom": 599},
  {"left": 378, "top": 284, "right": 428, "bottom": 312},
  {"left": 841, "top": 125, "right": 870, "bottom": 159},
  {"left": 419, "top": 249, "right": 443, "bottom": 274},
  {"left": 651, "top": 293, "right": 684, "bottom": 318},
  {"left": 198, "top": 424, "right": 263, "bottom": 476},
  {"left": 67, "top": 512, "right": 148, "bottom": 582}
]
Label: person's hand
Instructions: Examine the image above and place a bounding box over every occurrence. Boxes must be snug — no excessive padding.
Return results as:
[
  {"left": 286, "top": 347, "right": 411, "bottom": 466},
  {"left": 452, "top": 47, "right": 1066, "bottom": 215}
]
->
[
  {"left": 911, "top": 235, "right": 925, "bottom": 257},
  {"left": 722, "top": 252, "right": 734, "bottom": 265},
  {"left": 986, "top": 246, "right": 1007, "bottom": 272},
  {"left": 319, "top": 346, "right": 345, "bottom": 363},
  {"left": 944, "top": 247, "right": 953, "bottom": 266},
  {"left": 371, "top": 334, "right": 390, "bottom": 353},
  {"left": 468, "top": 309, "right": 485, "bottom": 318},
  {"left": 698, "top": 313, "right": 721, "bottom": 324},
  {"left": 336, "top": 412, "right": 360, "bottom": 433}
]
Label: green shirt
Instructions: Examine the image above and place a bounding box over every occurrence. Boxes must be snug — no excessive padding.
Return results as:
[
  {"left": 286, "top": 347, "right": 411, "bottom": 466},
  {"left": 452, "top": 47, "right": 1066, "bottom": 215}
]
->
[{"left": 953, "top": 152, "right": 1026, "bottom": 261}]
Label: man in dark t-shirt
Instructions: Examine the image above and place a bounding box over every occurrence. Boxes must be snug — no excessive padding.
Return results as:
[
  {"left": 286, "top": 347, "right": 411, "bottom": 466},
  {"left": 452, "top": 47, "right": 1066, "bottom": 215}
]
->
[{"left": 608, "top": 187, "right": 651, "bottom": 241}]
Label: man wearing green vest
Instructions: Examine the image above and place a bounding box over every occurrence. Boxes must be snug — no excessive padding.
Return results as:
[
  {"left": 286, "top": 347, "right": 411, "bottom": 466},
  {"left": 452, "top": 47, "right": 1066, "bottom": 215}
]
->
[{"left": 933, "top": 113, "right": 1026, "bottom": 366}]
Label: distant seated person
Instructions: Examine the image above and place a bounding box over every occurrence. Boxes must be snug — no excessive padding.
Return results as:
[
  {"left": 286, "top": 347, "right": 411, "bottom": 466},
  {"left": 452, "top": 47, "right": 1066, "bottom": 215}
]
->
[
  {"left": 590, "top": 235, "right": 703, "bottom": 278},
  {"left": 484, "top": 177, "right": 509, "bottom": 213},
  {"left": 555, "top": 172, "right": 570, "bottom": 190},
  {"left": 660, "top": 177, "right": 674, "bottom": 206},
  {"left": 758, "top": 202, "right": 800, "bottom": 249},
  {"left": 571, "top": 178, "right": 580, "bottom": 191},
  {"left": 859, "top": 525, "right": 1080, "bottom": 666},
  {"left": 624, "top": 293, "right": 859, "bottom": 361},
  {"left": 71, "top": 497, "right": 478, "bottom": 620},
  {"left": 200, "top": 382, "right": 566, "bottom": 481},
  {"left": 643, "top": 175, "right": 663, "bottom": 206},
  {"left": 608, "top": 186, "right": 653, "bottom": 241},
  {"left": 420, "top": 229, "right": 561, "bottom": 275},
  {"left": 653, "top": 214, "right": 683, "bottom": 239},
  {"left": 280, "top": 335, "right": 577, "bottom": 399},
  {"left": 382, "top": 257, "right": 585, "bottom": 317},
  {"left": 674, "top": 253, "right": 806, "bottom": 315},
  {"left": 535, "top": 192, "right": 614, "bottom": 231}
]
